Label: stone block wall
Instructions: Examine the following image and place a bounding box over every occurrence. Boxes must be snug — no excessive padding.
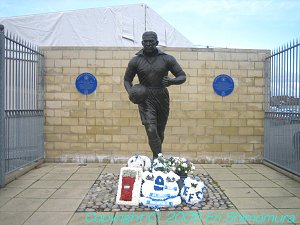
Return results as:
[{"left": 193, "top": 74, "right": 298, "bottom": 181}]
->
[{"left": 43, "top": 47, "right": 269, "bottom": 163}]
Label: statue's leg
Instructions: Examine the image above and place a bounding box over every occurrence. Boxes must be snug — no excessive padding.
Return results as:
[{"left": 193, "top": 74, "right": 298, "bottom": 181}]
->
[
  {"left": 157, "top": 88, "right": 169, "bottom": 146},
  {"left": 157, "top": 123, "right": 166, "bottom": 144},
  {"left": 138, "top": 88, "right": 169, "bottom": 159},
  {"left": 144, "top": 124, "right": 161, "bottom": 159}
]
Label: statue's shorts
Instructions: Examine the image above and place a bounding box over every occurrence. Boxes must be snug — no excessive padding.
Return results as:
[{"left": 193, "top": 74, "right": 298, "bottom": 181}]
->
[{"left": 138, "top": 87, "right": 169, "bottom": 127}]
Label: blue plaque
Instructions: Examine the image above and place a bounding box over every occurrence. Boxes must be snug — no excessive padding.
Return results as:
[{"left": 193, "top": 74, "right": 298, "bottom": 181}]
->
[
  {"left": 213, "top": 74, "right": 234, "bottom": 97},
  {"left": 75, "top": 73, "right": 97, "bottom": 95}
]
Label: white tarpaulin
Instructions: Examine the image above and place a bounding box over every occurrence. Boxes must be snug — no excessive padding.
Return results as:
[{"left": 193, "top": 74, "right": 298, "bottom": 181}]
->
[{"left": 0, "top": 4, "right": 193, "bottom": 47}]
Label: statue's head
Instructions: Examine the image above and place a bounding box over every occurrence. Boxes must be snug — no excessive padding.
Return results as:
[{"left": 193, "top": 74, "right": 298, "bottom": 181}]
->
[{"left": 142, "top": 31, "right": 159, "bottom": 54}]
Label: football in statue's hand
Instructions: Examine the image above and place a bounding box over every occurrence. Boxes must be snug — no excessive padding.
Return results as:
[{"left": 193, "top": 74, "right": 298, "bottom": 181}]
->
[{"left": 129, "top": 84, "right": 148, "bottom": 104}]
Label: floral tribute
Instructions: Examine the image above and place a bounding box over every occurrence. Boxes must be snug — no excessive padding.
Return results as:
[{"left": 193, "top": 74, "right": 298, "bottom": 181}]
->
[
  {"left": 151, "top": 153, "right": 195, "bottom": 177},
  {"left": 127, "top": 155, "right": 151, "bottom": 171},
  {"left": 168, "top": 156, "right": 196, "bottom": 177},
  {"left": 116, "top": 154, "right": 206, "bottom": 209},
  {"left": 139, "top": 171, "right": 181, "bottom": 208},
  {"left": 116, "top": 167, "right": 143, "bottom": 206},
  {"left": 180, "top": 177, "right": 206, "bottom": 205}
]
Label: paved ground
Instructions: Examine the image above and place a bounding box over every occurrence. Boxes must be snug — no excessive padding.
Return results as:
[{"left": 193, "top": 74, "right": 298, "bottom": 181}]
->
[{"left": 0, "top": 163, "right": 299, "bottom": 225}]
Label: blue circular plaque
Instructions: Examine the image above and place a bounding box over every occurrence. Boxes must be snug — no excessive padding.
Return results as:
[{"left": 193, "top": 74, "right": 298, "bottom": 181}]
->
[
  {"left": 213, "top": 74, "right": 234, "bottom": 97},
  {"left": 75, "top": 73, "right": 97, "bottom": 95}
]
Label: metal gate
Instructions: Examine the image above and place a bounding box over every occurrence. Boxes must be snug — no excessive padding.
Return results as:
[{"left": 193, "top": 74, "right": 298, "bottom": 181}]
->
[
  {"left": 264, "top": 39, "right": 300, "bottom": 176},
  {"left": 0, "top": 25, "right": 45, "bottom": 187}
]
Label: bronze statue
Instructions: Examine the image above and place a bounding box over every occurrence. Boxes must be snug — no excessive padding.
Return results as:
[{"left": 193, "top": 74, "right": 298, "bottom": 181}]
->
[{"left": 124, "top": 31, "right": 186, "bottom": 159}]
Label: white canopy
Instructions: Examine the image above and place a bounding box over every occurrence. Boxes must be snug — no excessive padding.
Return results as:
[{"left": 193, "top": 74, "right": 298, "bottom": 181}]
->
[{"left": 0, "top": 4, "right": 193, "bottom": 47}]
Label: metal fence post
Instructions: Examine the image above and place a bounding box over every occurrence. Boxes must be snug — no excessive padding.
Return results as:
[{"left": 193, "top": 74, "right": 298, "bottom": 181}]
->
[{"left": 0, "top": 24, "right": 5, "bottom": 187}]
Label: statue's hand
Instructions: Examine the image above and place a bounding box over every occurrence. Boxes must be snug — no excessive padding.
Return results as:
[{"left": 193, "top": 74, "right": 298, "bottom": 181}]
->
[
  {"left": 162, "top": 76, "right": 172, "bottom": 87},
  {"left": 128, "top": 88, "right": 136, "bottom": 102},
  {"left": 128, "top": 87, "right": 134, "bottom": 96}
]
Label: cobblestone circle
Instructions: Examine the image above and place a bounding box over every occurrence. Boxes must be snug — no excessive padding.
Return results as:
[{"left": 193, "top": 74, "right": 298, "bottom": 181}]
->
[{"left": 77, "top": 172, "right": 235, "bottom": 212}]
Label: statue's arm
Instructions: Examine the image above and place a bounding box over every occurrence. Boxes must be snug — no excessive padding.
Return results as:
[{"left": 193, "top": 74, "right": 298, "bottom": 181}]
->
[
  {"left": 124, "top": 80, "right": 132, "bottom": 94},
  {"left": 124, "top": 58, "right": 137, "bottom": 94},
  {"left": 169, "top": 72, "right": 186, "bottom": 85},
  {"left": 162, "top": 56, "right": 186, "bottom": 87}
]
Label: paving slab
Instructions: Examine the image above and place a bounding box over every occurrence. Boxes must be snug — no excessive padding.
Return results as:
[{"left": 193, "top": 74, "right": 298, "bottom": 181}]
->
[
  {"left": 82, "top": 163, "right": 107, "bottom": 167},
  {"left": 112, "top": 211, "right": 158, "bottom": 225},
  {"left": 237, "top": 173, "right": 268, "bottom": 181},
  {"left": 0, "top": 197, "right": 11, "bottom": 207},
  {"left": 29, "top": 180, "right": 65, "bottom": 189},
  {"left": 158, "top": 211, "right": 203, "bottom": 225},
  {"left": 75, "top": 167, "right": 105, "bottom": 174},
  {"left": 61, "top": 180, "right": 94, "bottom": 189},
  {"left": 265, "top": 197, "right": 300, "bottom": 209},
  {"left": 200, "top": 210, "right": 247, "bottom": 225},
  {"left": 18, "top": 172, "right": 46, "bottom": 180},
  {"left": 54, "top": 163, "right": 80, "bottom": 167},
  {"left": 244, "top": 180, "right": 279, "bottom": 188},
  {"left": 102, "top": 165, "right": 124, "bottom": 174},
  {"left": 247, "top": 164, "right": 270, "bottom": 169},
  {"left": 16, "top": 188, "right": 57, "bottom": 198},
  {"left": 274, "top": 179, "right": 300, "bottom": 188},
  {"left": 23, "top": 212, "right": 73, "bottom": 225},
  {"left": 50, "top": 167, "right": 79, "bottom": 174},
  {"left": 5, "top": 179, "right": 36, "bottom": 188},
  {"left": 278, "top": 208, "right": 300, "bottom": 223},
  {"left": 230, "top": 197, "right": 274, "bottom": 209},
  {"left": 211, "top": 173, "right": 241, "bottom": 181},
  {"left": 193, "top": 168, "right": 208, "bottom": 175},
  {"left": 216, "top": 180, "right": 249, "bottom": 188},
  {"left": 229, "top": 164, "right": 250, "bottom": 169},
  {"left": 254, "top": 167, "right": 285, "bottom": 174},
  {"left": 229, "top": 168, "right": 258, "bottom": 174},
  {"left": 262, "top": 172, "right": 293, "bottom": 180},
  {"left": 286, "top": 187, "right": 300, "bottom": 198},
  {"left": 51, "top": 188, "right": 89, "bottom": 199},
  {"left": 68, "top": 212, "right": 114, "bottom": 225},
  {"left": 0, "top": 211, "right": 32, "bottom": 225},
  {"left": 37, "top": 198, "right": 83, "bottom": 212},
  {"left": 105, "top": 164, "right": 126, "bottom": 167},
  {"left": 205, "top": 168, "right": 233, "bottom": 174},
  {"left": 223, "top": 188, "right": 260, "bottom": 198},
  {"left": 68, "top": 173, "right": 99, "bottom": 181},
  {"left": 201, "top": 164, "right": 224, "bottom": 169},
  {"left": 238, "top": 209, "right": 293, "bottom": 225},
  {"left": 251, "top": 167, "right": 288, "bottom": 175},
  {"left": 253, "top": 187, "right": 294, "bottom": 197},
  {"left": 0, "top": 187, "right": 24, "bottom": 198},
  {"left": 194, "top": 164, "right": 205, "bottom": 168},
  {"left": 28, "top": 166, "right": 55, "bottom": 174},
  {"left": 0, "top": 198, "right": 46, "bottom": 211},
  {"left": 41, "top": 173, "right": 72, "bottom": 180}
]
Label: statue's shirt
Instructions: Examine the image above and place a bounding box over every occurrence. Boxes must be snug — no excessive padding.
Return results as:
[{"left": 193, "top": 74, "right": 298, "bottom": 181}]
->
[{"left": 124, "top": 49, "right": 184, "bottom": 88}]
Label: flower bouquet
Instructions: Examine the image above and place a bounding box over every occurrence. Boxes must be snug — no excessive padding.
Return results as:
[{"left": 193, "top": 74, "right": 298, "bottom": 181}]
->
[
  {"left": 151, "top": 154, "right": 195, "bottom": 177},
  {"left": 168, "top": 156, "right": 195, "bottom": 177},
  {"left": 150, "top": 153, "right": 171, "bottom": 173}
]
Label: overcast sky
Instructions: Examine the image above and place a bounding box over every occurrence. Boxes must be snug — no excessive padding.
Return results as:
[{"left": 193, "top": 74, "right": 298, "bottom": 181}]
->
[{"left": 1, "top": 0, "right": 299, "bottom": 49}]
